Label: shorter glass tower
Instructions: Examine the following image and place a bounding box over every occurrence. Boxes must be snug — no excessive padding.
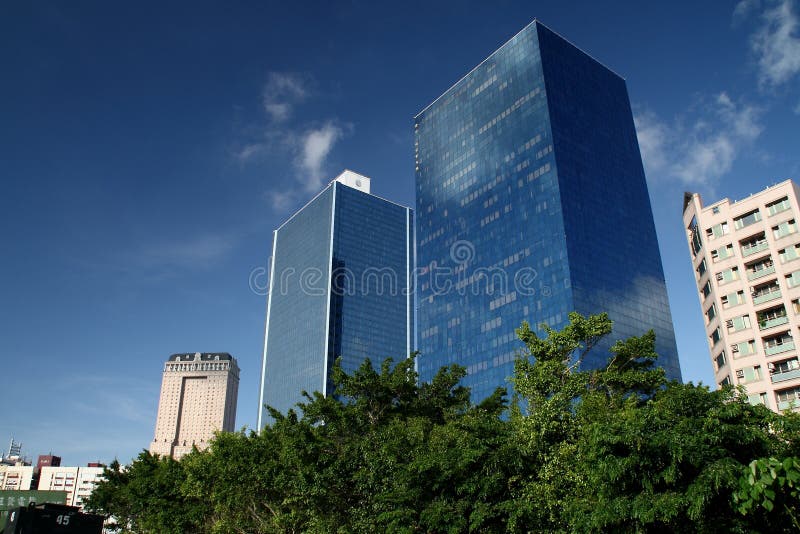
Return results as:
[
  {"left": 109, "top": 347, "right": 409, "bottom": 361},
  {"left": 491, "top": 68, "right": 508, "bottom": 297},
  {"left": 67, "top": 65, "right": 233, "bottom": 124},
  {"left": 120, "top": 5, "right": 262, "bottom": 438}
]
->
[{"left": 258, "top": 171, "right": 414, "bottom": 427}]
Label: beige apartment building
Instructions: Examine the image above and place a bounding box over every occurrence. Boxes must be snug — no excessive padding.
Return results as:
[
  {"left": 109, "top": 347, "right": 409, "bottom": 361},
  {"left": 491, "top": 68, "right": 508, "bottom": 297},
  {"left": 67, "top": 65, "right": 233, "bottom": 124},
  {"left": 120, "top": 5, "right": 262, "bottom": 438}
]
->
[
  {"left": 0, "top": 465, "right": 33, "bottom": 491},
  {"left": 684, "top": 179, "right": 800, "bottom": 411},
  {"left": 149, "top": 352, "right": 239, "bottom": 459},
  {"left": 37, "top": 465, "right": 105, "bottom": 509}
]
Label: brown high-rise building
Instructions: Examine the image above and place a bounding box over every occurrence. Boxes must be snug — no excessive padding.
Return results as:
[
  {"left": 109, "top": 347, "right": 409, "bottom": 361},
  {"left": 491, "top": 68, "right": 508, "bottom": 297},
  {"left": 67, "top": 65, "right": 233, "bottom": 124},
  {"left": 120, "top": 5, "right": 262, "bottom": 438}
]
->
[{"left": 149, "top": 352, "right": 239, "bottom": 459}]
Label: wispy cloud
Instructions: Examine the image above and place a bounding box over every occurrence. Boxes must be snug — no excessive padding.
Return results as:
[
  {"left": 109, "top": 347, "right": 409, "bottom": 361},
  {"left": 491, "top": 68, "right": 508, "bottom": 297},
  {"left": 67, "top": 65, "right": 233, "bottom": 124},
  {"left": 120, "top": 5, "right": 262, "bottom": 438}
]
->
[
  {"left": 635, "top": 92, "right": 763, "bottom": 190},
  {"left": 232, "top": 71, "right": 352, "bottom": 211},
  {"left": 297, "top": 122, "right": 348, "bottom": 192},
  {"left": 733, "top": 0, "right": 762, "bottom": 22},
  {"left": 746, "top": 0, "right": 800, "bottom": 89},
  {"left": 261, "top": 72, "right": 310, "bottom": 123}
]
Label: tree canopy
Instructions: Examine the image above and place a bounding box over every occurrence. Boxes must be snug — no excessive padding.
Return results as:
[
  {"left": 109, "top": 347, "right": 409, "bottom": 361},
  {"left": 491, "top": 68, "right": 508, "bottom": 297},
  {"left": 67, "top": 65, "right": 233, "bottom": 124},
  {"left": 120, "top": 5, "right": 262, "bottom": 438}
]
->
[{"left": 86, "top": 312, "right": 800, "bottom": 533}]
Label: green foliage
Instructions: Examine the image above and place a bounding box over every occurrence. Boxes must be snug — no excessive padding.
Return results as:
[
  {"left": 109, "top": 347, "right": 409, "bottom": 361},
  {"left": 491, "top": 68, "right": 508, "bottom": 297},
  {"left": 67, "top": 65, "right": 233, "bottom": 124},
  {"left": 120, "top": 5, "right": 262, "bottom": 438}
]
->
[
  {"left": 734, "top": 457, "right": 800, "bottom": 531},
  {"left": 87, "top": 312, "right": 800, "bottom": 532},
  {"left": 85, "top": 452, "right": 205, "bottom": 533}
]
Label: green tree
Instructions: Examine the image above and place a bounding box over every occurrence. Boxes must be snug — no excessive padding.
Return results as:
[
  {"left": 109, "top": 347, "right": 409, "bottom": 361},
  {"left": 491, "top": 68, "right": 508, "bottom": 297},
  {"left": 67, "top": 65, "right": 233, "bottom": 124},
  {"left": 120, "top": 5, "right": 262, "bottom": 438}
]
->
[{"left": 86, "top": 451, "right": 206, "bottom": 534}]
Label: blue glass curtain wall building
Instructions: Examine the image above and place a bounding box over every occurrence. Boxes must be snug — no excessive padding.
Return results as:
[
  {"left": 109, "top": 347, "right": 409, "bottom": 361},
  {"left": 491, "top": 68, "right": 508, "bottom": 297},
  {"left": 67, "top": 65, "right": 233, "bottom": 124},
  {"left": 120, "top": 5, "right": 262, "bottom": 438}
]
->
[
  {"left": 414, "top": 20, "right": 681, "bottom": 402},
  {"left": 258, "top": 180, "right": 414, "bottom": 427}
]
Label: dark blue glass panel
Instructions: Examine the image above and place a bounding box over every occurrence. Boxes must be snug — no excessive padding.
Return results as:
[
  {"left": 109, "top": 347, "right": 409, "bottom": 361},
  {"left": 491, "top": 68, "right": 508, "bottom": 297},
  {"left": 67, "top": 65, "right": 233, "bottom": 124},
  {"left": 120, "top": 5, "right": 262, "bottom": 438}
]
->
[
  {"left": 330, "top": 184, "right": 414, "bottom": 392},
  {"left": 414, "top": 21, "right": 682, "bottom": 403},
  {"left": 537, "top": 24, "right": 681, "bottom": 380}
]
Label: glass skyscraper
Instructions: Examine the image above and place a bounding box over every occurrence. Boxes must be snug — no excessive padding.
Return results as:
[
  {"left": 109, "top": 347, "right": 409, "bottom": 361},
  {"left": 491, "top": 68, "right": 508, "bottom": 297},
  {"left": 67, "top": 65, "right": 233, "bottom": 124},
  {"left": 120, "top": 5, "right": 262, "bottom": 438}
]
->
[
  {"left": 258, "top": 171, "right": 414, "bottom": 428},
  {"left": 414, "top": 20, "right": 682, "bottom": 402}
]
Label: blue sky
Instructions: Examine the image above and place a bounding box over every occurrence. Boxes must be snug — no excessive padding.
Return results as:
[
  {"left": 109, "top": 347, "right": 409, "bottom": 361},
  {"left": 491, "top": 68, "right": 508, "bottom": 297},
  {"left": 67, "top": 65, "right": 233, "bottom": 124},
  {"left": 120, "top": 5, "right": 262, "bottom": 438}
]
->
[{"left": 1, "top": 0, "right": 799, "bottom": 466}]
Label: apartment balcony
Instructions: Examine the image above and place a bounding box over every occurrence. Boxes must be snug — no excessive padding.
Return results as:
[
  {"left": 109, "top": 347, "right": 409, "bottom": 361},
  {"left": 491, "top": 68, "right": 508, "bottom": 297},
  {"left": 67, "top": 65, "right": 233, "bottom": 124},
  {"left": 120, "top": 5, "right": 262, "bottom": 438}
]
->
[
  {"left": 753, "top": 290, "right": 782, "bottom": 305},
  {"left": 748, "top": 265, "right": 776, "bottom": 281},
  {"left": 759, "top": 316, "right": 789, "bottom": 330},
  {"left": 742, "top": 242, "right": 770, "bottom": 257},
  {"left": 765, "top": 341, "right": 795, "bottom": 356},
  {"left": 772, "top": 368, "right": 800, "bottom": 383},
  {"left": 778, "top": 400, "right": 798, "bottom": 410}
]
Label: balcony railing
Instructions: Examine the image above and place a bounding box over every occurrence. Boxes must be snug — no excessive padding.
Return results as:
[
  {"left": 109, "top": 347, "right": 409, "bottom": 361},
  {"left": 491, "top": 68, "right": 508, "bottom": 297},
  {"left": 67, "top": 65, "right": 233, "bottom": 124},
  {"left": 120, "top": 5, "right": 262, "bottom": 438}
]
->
[
  {"left": 765, "top": 341, "right": 795, "bottom": 356},
  {"left": 742, "top": 242, "right": 770, "bottom": 257},
  {"left": 759, "top": 316, "right": 789, "bottom": 330},
  {"left": 772, "top": 368, "right": 800, "bottom": 383},
  {"left": 748, "top": 265, "right": 776, "bottom": 280},
  {"left": 753, "top": 290, "right": 782, "bottom": 305}
]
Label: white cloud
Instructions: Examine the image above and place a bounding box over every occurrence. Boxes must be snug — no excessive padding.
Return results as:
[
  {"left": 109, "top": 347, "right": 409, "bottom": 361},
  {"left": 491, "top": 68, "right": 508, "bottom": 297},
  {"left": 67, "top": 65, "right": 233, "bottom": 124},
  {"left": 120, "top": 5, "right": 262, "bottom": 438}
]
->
[
  {"left": 635, "top": 93, "right": 763, "bottom": 189},
  {"left": 751, "top": 0, "right": 800, "bottom": 88},
  {"left": 267, "top": 190, "right": 298, "bottom": 211},
  {"left": 234, "top": 142, "right": 267, "bottom": 163},
  {"left": 139, "top": 233, "right": 237, "bottom": 268},
  {"left": 261, "top": 72, "right": 309, "bottom": 123},
  {"left": 296, "top": 122, "right": 346, "bottom": 192},
  {"left": 232, "top": 72, "right": 353, "bottom": 211},
  {"left": 633, "top": 111, "right": 670, "bottom": 177},
  {"left": 734, "top": 0, "right": 762, "bottom": 22}
]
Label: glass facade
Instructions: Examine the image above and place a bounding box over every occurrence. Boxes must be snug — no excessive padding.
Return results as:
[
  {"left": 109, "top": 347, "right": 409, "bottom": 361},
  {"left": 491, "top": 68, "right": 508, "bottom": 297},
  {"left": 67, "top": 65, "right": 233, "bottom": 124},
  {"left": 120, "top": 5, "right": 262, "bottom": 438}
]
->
[
  {"left": 259, "top": 180, "right": 414, "bottom": 426},
  {"left": 414, "top": 21, "right": 681, "bottom": 402}
]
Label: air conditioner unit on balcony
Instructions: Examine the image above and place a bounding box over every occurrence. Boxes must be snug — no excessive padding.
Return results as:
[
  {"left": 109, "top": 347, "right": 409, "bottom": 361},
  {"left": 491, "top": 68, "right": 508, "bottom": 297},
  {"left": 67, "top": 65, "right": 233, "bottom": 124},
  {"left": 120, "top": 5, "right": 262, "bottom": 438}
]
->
[
  {"left": 736, "top": 369, "right": 745, "bottom": 378},
  {"left": 717, "top": 273, "right": 724, "bottom": 281},
  {"left": 726, "top": 320, "right": 734, "bottom": 328},
  {"left": 732, "top": 345, "right": 740, "bottom": 353},
  {"left": 768, "top": 362, "right": 775, "bottom": 372}
]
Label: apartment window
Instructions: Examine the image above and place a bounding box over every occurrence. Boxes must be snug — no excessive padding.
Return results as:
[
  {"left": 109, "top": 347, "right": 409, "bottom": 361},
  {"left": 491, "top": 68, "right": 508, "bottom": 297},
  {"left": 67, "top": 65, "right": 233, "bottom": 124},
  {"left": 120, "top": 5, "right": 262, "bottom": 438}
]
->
[
  {"left": 767, "top": 196, "right": 791, "bottom": 216},
  {"left": 771, "top": 357, "right": 800, "bottom": 376},
  {"left": 741, "top": 233, "right": 768, "bottom": 257},
  {"left": 712, "top": 206, "right": 721, "bottom": 214},
  {"left": 793, "top": 299, "right": 800, "bottom": 314},
  {"left": 706, "top": 222, "right": 730, "bottom": 239},
  {"left": 787, "top": 271, "right": 800, "bottom": 288},
  {"left": 732, "top": 339, "right": 756, "bottom": 357},
  {"left": 757, "top": 305, "right": 788, "bottom": 330},
  {"left": 702, "top": 280, "right": 712, "bottom": 299},
  {"left": 747, "top": 257, "right": 775, "bottom": 280},
  {"left": 734, "top": 209, "right": 762, "bottom": 230},
  {"left": 688, "top": 216, "right": 702, "bottom": 257},
  {"left": 711, "top": 243, "right": 734, "bottom": 261},
  {"left": 721, "top": 290, "right": 745, "bottom": 308},
  {"left": 726, "top": 314, "right": 751, "bottom": 333},
  {"left": 764, "top": 332, "right": 795, "bottom": 355},
  {"left": 711, "top": 327, "right": 722, "bottom": 346},
  {"left": 720, "top": 376, "right": 731, "bottom": 387},
  {"left": 697, "top": 258, "right": 707, "bottom": 277},
  {"left": 747, "top": 392, "right": 768, "bottom": 406},
  {"left": 779, "top": 244, "right": 800, "bottom": 263},
  {"left": 706, "top": 303, "right": 717, "bottom": 323},
  {"left": 715, "top": 350, "right": 726, "bottom": 370},
  {"left": 773, "top": 219, "right": 797, "bottom": 240},
  {"left": 737, "top": 365, "right": 763, "bottom": 383},
  {"left": 716, "top": 266, "right": 739, "bottom": 283},
  {"left": 752, "top": 280, "right": 780, "bottom": 303},
  {"left": 776, "top": 386, "right": 800, "bottom": 410}
]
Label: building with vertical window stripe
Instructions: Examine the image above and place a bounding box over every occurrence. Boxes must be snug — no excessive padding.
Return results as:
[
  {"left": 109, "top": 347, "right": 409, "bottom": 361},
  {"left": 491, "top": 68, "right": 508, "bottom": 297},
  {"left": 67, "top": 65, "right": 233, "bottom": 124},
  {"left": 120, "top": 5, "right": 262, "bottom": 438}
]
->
[{"left": 258, "top": 171, "right": 415, "bottom": 427}]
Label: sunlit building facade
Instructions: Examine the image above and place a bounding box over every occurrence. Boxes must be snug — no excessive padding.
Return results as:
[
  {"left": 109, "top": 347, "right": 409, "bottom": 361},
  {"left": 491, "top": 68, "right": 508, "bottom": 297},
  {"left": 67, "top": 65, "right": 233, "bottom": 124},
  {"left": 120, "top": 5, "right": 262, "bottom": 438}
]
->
[
  {"left": 149, "top": 352, "right": 239, "bottom": 459},
  {"left": 414, "top": 20, "right": 681, "bottom": 401},
  {"left": 684, "top": 180, "right": 800, "bottom": 411}
]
